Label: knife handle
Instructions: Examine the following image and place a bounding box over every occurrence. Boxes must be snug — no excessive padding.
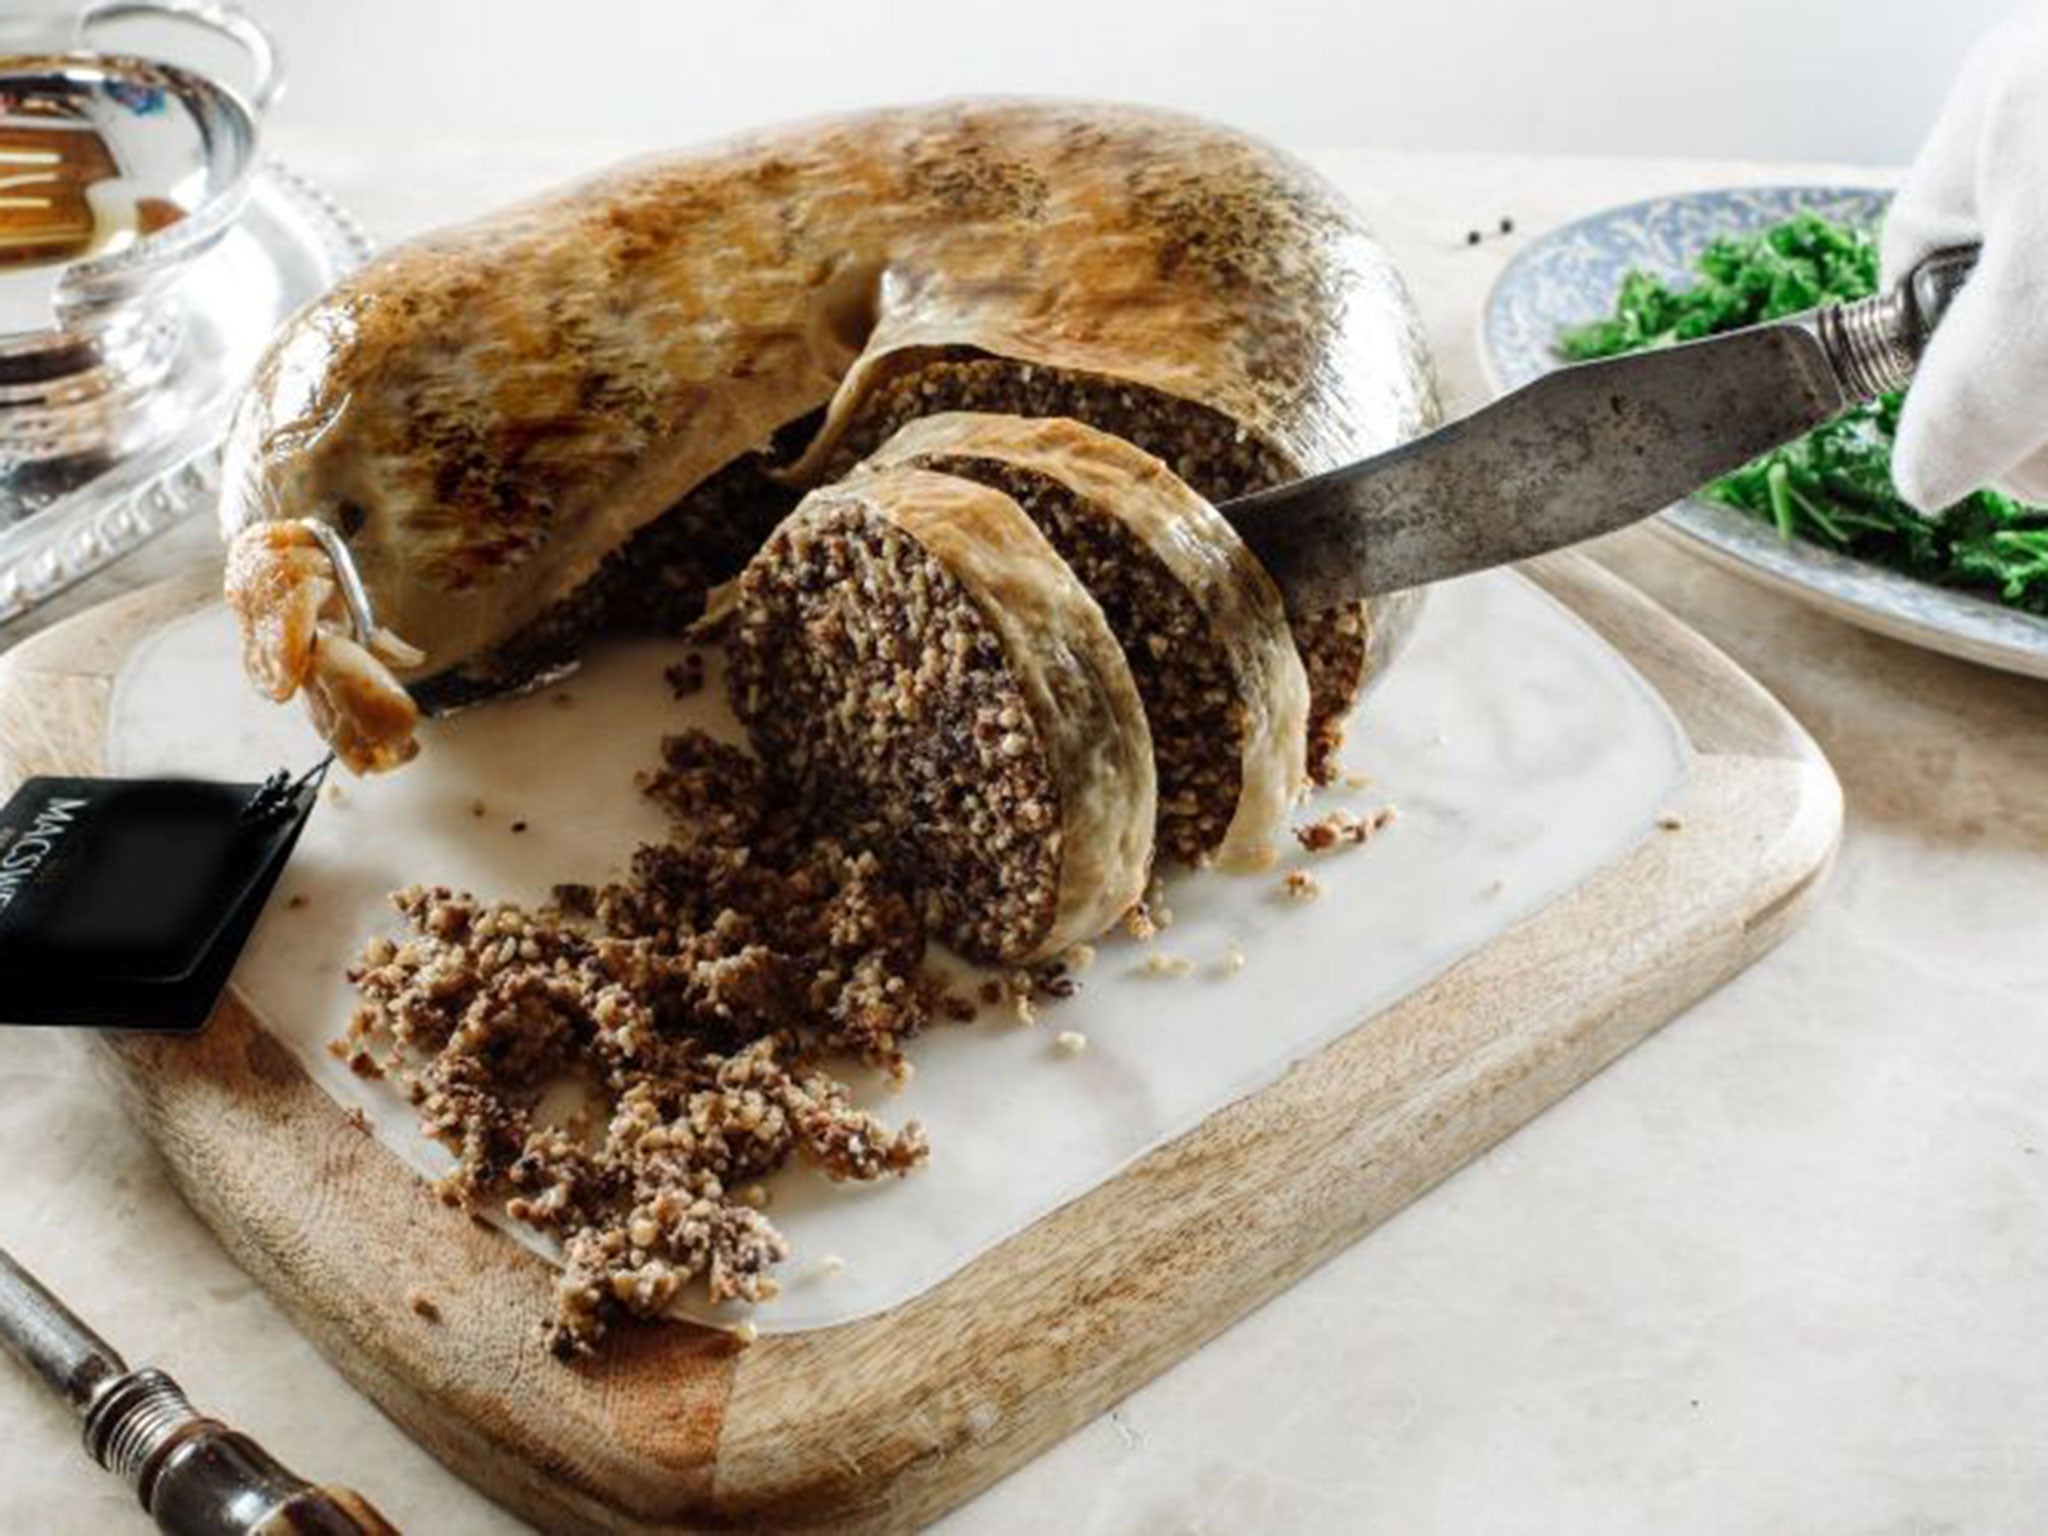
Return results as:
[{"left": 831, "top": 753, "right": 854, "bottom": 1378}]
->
[
  {"left": 84, "top": 1368, "right": 401, "bottom": 1535},
  {"left": 1817, "top": 243, "right": 1979, "bottom": 400}
]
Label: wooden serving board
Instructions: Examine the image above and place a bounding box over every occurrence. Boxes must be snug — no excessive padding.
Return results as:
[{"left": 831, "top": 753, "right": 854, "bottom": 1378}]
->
[{"left": 0, "top": 553, "right": 1839, "bottom": 1534}]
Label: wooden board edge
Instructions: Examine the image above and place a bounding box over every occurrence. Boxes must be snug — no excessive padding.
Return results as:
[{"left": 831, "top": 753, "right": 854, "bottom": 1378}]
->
[{"left": 0, "top": 571, "right": 213, "bottom": 784}]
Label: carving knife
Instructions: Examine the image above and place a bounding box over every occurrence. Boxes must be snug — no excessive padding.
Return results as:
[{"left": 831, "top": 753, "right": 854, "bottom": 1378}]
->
[{"left": 1221, "top": 245, "right": 1980, "bottom": 612}]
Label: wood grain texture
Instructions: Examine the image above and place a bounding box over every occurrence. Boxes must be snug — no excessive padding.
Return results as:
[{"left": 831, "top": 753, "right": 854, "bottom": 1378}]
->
[{"left": 0, "top": 554, "right": 1840, "bottom": 1534}]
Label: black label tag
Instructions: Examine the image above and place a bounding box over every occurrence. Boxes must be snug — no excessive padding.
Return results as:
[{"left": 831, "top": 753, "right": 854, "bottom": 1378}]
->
[{"left": 0, "top": 764, "right": 324, "bottom": 1032}]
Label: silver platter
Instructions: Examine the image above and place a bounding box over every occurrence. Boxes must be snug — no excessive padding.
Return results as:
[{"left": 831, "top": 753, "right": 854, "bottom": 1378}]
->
[{"left": 0, "top": 160, "right": 370, "bottom": 625}]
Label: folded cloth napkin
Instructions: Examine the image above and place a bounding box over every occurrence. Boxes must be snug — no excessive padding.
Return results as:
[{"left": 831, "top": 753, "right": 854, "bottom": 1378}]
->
[{"left": 1883, "top": 3, "right": 2048, "bottom": 511}]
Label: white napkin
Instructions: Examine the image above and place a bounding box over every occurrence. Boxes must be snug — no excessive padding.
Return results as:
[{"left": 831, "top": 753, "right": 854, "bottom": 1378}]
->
[{"left": 1883, "top": 3, "right": 2048, "bottom": 511}]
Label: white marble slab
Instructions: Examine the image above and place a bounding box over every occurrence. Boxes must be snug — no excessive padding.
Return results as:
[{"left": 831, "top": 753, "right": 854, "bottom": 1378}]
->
[{"left": 102, "top": 568, "right": 1687, "bottom": 1333}]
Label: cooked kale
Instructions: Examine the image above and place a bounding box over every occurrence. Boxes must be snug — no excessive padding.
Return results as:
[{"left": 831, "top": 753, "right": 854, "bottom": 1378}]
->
[{"left": 1556, "top": 212, "right": 2048, "bottom": 616}]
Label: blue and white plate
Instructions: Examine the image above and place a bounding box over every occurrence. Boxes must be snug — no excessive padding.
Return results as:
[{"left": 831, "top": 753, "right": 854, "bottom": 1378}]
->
[{"left": 1483, "top": 185, "right": 2048, "bottom": 681}]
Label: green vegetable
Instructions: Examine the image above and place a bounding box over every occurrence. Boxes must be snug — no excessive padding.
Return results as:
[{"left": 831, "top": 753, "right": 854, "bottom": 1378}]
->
[{"left": 1555, "top": 211, "right": 2048, "bottom": 617}]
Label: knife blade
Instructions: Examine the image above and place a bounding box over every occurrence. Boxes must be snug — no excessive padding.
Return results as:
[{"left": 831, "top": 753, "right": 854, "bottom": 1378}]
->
[{"left": 1221, "top": 244, "right": 1980, "bottom": 613}]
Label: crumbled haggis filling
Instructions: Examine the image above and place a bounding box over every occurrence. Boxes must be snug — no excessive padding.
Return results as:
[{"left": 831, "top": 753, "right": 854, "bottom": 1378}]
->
[
  {"left": 664, "top": 650, "right": 706, "bottom": 698},
  {"left": 1123, "top": 872, "right": 1174, "bottom": 938},
  {"left": 1294, "top": 804, "right": 1397, "bottom": 852},
  {"left": 1280, "top": 869, "right": 1323, "bottom": 902},
  {"left": 975, "top": 962, "right": 1076, "bottom": 1023},
  {"left": 338, "top": 730, "right": 971, "bottom": 1359}
]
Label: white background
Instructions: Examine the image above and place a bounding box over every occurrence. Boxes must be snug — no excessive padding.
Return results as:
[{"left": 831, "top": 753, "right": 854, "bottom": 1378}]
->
[{"left": 74, "top": 0, "right": 2021, "bottom": 166}]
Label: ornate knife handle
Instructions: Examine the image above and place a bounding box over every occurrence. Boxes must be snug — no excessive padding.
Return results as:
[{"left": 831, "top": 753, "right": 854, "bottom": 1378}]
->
[
  {"left": 1817, "top": 244, "right": 1980, "bottom": 401},
  {"left": 0, "top": 1246, "right": 398, "bottom": 1535}
]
